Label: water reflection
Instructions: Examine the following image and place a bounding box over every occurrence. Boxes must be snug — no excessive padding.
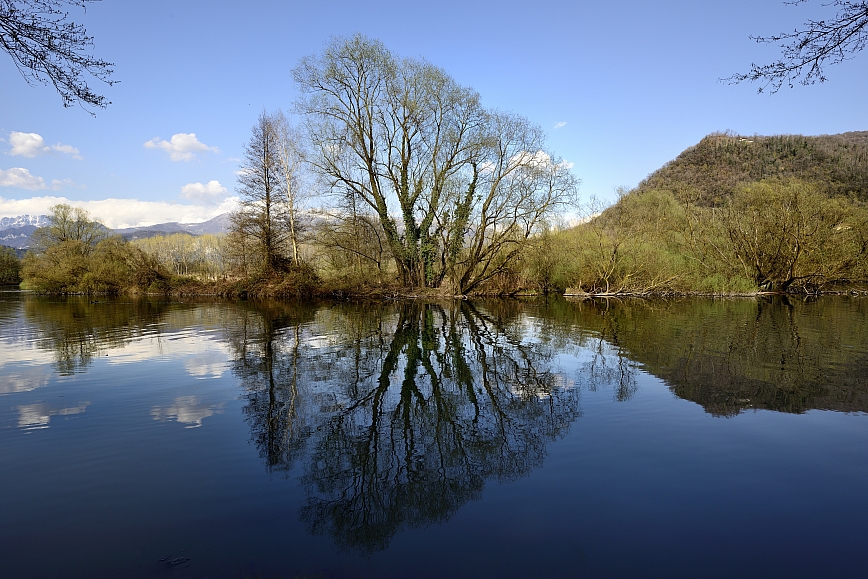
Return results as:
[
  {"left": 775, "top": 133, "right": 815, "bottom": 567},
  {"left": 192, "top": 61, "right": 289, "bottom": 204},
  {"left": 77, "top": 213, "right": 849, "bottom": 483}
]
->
[
  {"left": 7, "top": 293, "right": 868, "bottom": 556},
  {"left": 231, "top": 301, "right": 581, "bottom": 552},
  {"left": 17, "top": 401, "right": 90, "bottom": 430},
  {"left": 0, "top": 366, "right": 53, "bottom": 395},
  {"left": 23, "top": 297, "right": 168, "bottom": 374},
  {"left": 548, "top": 296, "right": 868, "bottom": 416},
  {"left": 151, "top": 396, "right": 224, "bottom": 428}
]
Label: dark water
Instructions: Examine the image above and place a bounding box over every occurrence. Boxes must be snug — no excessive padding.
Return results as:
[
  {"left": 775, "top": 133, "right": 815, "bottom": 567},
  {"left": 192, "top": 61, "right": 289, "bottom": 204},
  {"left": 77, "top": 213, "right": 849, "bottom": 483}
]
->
[{"left": 1, "top": 291, "right": 866, "bottom": 579}]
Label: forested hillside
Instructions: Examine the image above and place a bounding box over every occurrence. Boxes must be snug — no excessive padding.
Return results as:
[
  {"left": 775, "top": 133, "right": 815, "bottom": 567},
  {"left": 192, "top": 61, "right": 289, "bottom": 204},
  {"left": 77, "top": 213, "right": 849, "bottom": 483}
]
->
[
  {"left": 636, "top": 131, "right": 868, "bottom": 205},
  {"left": 542, "top": 131, "right": 868, "bottom": 295}
]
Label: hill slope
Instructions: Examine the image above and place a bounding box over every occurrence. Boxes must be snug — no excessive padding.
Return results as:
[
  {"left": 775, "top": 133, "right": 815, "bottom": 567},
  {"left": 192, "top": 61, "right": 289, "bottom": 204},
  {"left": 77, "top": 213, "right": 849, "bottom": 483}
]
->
[{"left": 636, "top": 131, "right": 868, "bottom": 205}]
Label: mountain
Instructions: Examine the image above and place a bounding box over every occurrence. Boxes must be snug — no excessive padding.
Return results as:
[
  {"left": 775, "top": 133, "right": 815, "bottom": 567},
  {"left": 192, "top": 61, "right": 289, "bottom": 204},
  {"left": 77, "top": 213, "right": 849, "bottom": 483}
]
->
[
  {"left": 0, "top": 212, "right": 231, "bottom": 249},
  {"left": 0, "top": 215, "right": 51, "bottom": 229},
  {"left": 635, "top": 130, "right": 868, "bottom": 205},
  {"left": 114, "top": 213, "right": 232, "bottom": 241},
  {"left": 0, "top": 225, "right": 39, "bottom": 249}
]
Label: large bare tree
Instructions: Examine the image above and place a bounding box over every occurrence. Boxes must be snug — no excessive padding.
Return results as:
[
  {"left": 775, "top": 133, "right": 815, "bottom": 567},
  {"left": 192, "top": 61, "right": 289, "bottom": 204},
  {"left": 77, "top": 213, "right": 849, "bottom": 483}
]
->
[
  {"left": 0, "top": 0, "right": 115, "bottom": 110},
  {"left": 294, "top": 35, "right": 578, "bottom": 292}
]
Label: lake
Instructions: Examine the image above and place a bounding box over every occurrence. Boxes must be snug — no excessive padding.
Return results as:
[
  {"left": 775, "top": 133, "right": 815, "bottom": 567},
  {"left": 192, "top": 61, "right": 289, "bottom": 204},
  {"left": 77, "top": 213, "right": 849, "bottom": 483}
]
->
[{"left": 1, "top": 292, "right": 866, "bottom": 579}]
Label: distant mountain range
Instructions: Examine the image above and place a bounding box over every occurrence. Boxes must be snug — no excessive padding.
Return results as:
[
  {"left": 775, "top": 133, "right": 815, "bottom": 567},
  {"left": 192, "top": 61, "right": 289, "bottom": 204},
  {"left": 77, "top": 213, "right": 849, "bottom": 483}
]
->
[{"left": 0, "top": 213, "right": 231, "bottom": 250}]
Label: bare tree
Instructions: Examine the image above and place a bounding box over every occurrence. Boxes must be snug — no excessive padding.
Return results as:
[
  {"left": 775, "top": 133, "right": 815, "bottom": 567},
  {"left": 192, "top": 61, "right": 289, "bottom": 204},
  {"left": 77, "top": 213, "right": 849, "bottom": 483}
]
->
[
  {"left": 294, "top": 35, "right": 484, "bottom": 287},
  {"left": 0, "top": 0, "right": 115, "bottom": 110},
  {"left": 294, "top": 35, "right": 578, "bottom": 292},
  {"left": 233, "top": 111, "right": 289, "bottom": 274},
  {"left": 272, "top": 110, "right": 306, "bottom": 266},
  {"left": 446, "top": 113, "right": 579, "bottom": 294},
  {"left": 725, "top": 0, "right": 868, "bottom": 93},
  {"left": 30, "top": 203, "right": 107, "bottom": 254}
]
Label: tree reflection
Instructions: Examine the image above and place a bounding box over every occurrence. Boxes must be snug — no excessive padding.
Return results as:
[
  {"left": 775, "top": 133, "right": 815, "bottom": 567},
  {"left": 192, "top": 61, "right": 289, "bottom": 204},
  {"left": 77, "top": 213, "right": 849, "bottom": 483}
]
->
[
  {"left": 23, "top": 296, "right": 167, "bottom": 374},
  {"left": 232, "top": 301, "right": 581, "bottom": 552},
  {"left": 544, "top": 296, "right": 868, "bottom": 416},
  {"left": 231, "top": 301, "right": 317, "bottom": 472}
]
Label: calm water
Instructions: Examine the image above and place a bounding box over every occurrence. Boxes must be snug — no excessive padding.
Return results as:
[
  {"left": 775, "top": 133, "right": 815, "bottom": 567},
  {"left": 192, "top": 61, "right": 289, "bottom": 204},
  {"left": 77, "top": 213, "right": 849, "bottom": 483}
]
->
[{"left": 1, "top": 292, "right": 866, "bottom": 579}]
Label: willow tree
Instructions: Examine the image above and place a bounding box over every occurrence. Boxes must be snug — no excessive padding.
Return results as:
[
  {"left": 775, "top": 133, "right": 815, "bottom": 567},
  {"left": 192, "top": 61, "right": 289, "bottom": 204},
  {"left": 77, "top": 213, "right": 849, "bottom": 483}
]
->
[
  {"left": 718, "top": 180, "right": 864, "bottom": 291},
  {"left": 294, "top": 35, "right": 577, "bottom": 292}
]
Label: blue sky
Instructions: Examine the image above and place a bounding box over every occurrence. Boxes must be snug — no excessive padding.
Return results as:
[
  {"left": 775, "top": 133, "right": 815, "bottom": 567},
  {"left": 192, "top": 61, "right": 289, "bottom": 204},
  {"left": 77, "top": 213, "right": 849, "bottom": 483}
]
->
[{"left": 1, "top": 0, "right": 866, "bottom": 227}]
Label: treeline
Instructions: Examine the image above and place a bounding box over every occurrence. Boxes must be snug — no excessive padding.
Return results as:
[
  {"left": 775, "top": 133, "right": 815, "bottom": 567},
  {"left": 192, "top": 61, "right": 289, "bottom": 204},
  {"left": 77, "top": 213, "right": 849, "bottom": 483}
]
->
[
  {"left": 19, "top": 205, "right": 169, "bottom": 294},
  {"left": 16, "top": 138, "right": 868, "bottom": 297}
]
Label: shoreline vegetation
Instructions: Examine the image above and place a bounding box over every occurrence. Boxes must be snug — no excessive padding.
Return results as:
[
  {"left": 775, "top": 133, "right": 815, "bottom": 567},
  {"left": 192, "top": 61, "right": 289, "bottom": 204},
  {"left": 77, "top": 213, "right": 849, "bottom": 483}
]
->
[
  {"left": 3, "top": 38, "right": 868, "bottom": 300},
  {"left": 6, "top": 128, "right": 868, "bottom": 301}
]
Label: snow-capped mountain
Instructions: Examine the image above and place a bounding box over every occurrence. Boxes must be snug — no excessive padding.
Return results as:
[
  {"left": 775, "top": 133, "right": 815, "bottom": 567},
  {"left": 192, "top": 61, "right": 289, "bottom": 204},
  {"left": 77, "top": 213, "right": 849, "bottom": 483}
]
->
[
  {"left": 0, "top": 213, "right": 231, "bottom": 249},
  {"left": 0, "top": 215, "right": 51, "bottom": 229}
]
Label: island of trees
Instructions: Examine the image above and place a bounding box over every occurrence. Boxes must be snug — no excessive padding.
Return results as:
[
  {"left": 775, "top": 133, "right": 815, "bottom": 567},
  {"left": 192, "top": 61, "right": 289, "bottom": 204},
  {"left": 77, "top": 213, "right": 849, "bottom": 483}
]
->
[{"left": 4, "top": 37, "right": 868, "bottom": 298}]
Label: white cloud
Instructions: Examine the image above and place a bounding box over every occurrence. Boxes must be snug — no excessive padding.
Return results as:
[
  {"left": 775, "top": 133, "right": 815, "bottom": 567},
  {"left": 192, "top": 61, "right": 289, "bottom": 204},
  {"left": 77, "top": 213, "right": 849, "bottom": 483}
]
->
[
  {"left": 0, "top": 195, "right": 239, "bottom": 229},
  {"left": 144, "top": 133, "right": 220, "bottom": 162},
  {"left": 0, "top": 167, "right": 47, "bottom": 190},
  {"left": 181, "top": 180, "right": 228, "bottom": 202},
  {"left": 507, "top": 150, "right": 575, "bottom": 171},
  {"left": 0, "top": 169, "right": 81, "bottom": 191},
  {"left": 554, "top": 121, "right": 567, "bottom": 130},
  {"left": 8, "top": 132, "right": 82, "bottom": 159}
]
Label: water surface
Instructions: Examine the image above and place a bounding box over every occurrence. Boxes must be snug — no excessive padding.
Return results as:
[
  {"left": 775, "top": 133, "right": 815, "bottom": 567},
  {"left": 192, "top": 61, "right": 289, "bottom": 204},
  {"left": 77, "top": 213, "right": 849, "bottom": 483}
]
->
[{"left": 1, "top": 292, "right": 866, "bottom": 578}]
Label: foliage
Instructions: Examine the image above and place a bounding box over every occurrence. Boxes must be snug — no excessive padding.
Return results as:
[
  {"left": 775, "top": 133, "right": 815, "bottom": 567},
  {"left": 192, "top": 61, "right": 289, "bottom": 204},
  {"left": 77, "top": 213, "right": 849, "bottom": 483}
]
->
[
  {"left": 21, "top": 204, "right": 169, "bottom": 294},
  {"left": 0, "top": 245, "right": 21, "bottom": 284},
  {"left": 531, "top": 177, "right": 867, "bottom": 294},
  {"left": 636, "top": 131, "right": 868, "bottom": 205},
  {"left": 311, "top": 208, "right": 391, "bottom": 288},
  {"left": 30, "top": 202, "right": 109, "bottom": 252},
  {"left": 523, "top": 129, "right": 868, "bottom": 295},
  {"left": 0, "top": 0, "right": 115, "bottom": 110},
  {"left": 713, "top": 181, "right": 867, "bottom": 290}
]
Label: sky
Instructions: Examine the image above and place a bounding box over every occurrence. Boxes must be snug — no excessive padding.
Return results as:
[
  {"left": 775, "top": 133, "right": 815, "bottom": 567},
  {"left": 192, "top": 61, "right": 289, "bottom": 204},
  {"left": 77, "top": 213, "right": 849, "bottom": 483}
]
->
[{"left": 1, "top": 0, "right": 867, "bottom": 228}]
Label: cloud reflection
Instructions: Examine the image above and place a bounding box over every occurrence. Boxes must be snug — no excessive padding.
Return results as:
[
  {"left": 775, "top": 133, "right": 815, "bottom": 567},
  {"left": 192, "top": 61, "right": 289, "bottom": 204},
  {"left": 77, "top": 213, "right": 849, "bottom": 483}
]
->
[
  {"left": 17, "top": 402, "right": 90, "bottom": 430},
  {"left": 151, "top": 396, "right": 224, "bottom": 428}
]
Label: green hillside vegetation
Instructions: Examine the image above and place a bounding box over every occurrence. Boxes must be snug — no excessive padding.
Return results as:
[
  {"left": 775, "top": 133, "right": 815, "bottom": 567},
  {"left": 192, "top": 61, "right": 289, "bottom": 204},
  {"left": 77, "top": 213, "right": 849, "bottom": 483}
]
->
[
  {"left": 534, "top": 131, "right": 868, "bottom": 295},
  {"left": 638, "top": 131, "right": 868, "bottom": 205}
]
